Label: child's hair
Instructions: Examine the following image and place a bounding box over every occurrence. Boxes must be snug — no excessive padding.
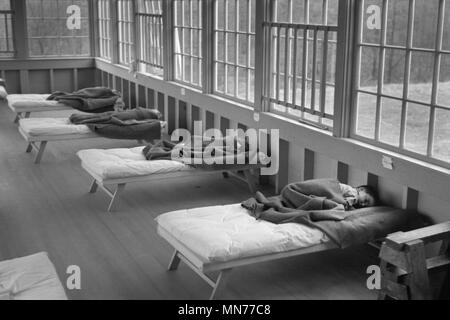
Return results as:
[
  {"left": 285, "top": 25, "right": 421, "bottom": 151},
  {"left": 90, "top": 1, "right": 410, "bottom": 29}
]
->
[{"left": 357, "top": 185, "right": 380, "bottom": 206}]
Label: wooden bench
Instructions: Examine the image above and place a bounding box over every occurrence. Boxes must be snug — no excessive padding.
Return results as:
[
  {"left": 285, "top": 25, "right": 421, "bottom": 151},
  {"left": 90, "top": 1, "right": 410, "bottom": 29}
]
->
[{"left": 379, "top": 221, "right": 450, "bottom": 300}]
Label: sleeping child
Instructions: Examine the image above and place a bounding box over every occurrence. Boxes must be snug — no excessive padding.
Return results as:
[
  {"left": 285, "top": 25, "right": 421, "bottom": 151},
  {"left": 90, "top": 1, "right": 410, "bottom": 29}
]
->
[
  {"left": 339, "top": 183, "right": 379, "bottom": 210},
  {"left": 242, "top": 179, "right": 380, "bottom": 224}
]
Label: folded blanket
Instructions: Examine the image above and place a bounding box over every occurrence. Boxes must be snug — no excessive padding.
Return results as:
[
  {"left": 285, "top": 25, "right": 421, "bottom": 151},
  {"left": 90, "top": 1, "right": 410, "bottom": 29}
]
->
[
  {"left": 47, "top": 87, "right": 124, "bottom": 113},
  {"left": 142, "top": 135, "right": 262, "bottom": 170},
  {"left": 241, "top": 179, "right": 417, "bottom": 248},
  {"left": 70, "top": 108, "right": 162, "bottom": 141}
]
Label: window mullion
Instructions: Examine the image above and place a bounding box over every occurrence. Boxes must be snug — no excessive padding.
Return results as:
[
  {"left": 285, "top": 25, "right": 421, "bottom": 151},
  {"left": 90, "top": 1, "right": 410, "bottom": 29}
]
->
[
  {"left": 427, "top": 0, "right": 445, "bottom": 157},
  {"left": 163, "top": 0, "right": 174, "bottom": 81},
  {"left": 203, "top": 0, "right": 214, "bottom": 93},
  {"left": 399, "top": 0, "right": 415, "bottom": 150},
  {"left": 254, "top": 0, "right": 271, "bottom": 112},
  {"left": 110, "top": 0, "right": 120, "bottom": 64},
  {"left": 335, "top": 0, "right": 357, "bottom": 138},
  {"left": 11, "top": 0, "right": 28, "bottom": 59}
]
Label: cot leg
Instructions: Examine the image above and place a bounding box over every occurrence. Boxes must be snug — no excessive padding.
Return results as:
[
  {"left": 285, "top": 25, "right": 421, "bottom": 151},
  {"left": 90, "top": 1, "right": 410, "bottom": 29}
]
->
[
  {"left": 168, "top": 251, "right": 181, "bottom": 271},
  {"left": 209, "top": 269, "right": 232, "bottom": 300},
  {"left": 222, "top": 172, "right": 229, "bottom": 179},
  {"left": 34, "top": 141, "right": 47, "bottom": 164},
  {"left": 25, "top": 143, "right": 33, "bottom": 153},
  {"left": 14, "top": 113, "right": 22, "bottom": 124},
  {"left": 89, "top": 180, "right": 99, "bottom": 194},
  {"left": 243, "top": 170, "right": 257, "bottom": 194},
  {"left": 107, "top": 183, "right": 126, "bottom": 212}
]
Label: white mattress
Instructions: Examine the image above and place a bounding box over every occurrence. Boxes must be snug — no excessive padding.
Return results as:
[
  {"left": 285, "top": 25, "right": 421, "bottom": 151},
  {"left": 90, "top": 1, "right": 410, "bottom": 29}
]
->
[
  {"left": 7, "top": 94, "right": 69, "bottom": 112},
  {"left": 156, "top": 204, "right": 329, "bottom": 264},
  {"left": 19, "top": 118, "right": 92, "bottom": 137},
  {"left": 0, "top": 252, "right": 67, "bottom": 300},
  {"left": 77, "top": 147, "right": 191, "bottom": 180}
]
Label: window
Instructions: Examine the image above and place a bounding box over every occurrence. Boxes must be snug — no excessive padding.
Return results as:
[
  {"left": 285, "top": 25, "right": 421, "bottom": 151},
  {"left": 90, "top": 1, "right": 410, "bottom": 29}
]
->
[
  {"left": 26, "top": 0, "right": 90, "bottom": 57},
  {"left": 98, "top": 0, "right": 111, "bottom": 60},
  {"left": 117, "top": 0, "right": 134, "bottom": 66},
  {"left": 0, "top": 0, "right": 13, "bottom": 58},
  {"left": 353, "top": 0, "right": 450, "bottom": 165},
  {"left": 174, "top": 0, "right": 203, "bottom": 88},
  {"left": 137, "top": 0, "right": 163, "bottom": 76},
  {"left": 214, "top": 0, "right": 255, "bottom": 104},
  {"left": 265, "top": 0, "right": 339, "bottom": 129}
]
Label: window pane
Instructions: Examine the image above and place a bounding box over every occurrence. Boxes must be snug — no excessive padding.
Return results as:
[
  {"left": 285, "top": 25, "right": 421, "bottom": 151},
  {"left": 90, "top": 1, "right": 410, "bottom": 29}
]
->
[
  {"left": 327, "top": 0, "right": 339, "bottom": 26},
  {"left": 409, "top": 52, "right": 434, "bottom": 103},
  {"left": 380, "top": 97, "right": 402, "bottom": 146},
  {"left": 433, "top": 108, "right": 450, "bottom": 162},
  {"left": 26, "top": 0, "right": 90, "bottom": 57},
  {"left": 0, "top": 2, "right": 14, "bottom": 58},
  {"left": 356, "top": 92, "right": 377, "bottom": 139},
  {"left": 0, "top": 0, "right": 10, "bottom": 10},
  {"left": 443, "top": 0, "right": 450, "bottom": 51},
  {"left": 413, "top": 0, "right": 439, "bottom": 49},
  {"left": 359, "top": 46, "right": 379, "bottom": 93},
  {"left": 386, "top": 0, "right": 409, "bottom": 47},
  {"left": 362, "top": 0, "right": 382, "bottom": 45},
  {"left": 405, "top": 103, "right": 430, "bottom": 155},
  {"left": 383, "top": 49, "right": 405, "bottom": 98},
  {"left": 438, "top": 54, "right": 450, "bottom": 107}
]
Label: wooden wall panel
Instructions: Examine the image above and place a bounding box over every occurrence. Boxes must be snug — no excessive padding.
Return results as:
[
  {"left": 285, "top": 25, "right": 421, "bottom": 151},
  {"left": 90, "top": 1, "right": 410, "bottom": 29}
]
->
[
  {"left": 4, "top": 70, "right": 20, "bottom": 93},
  {"left": 53, "top": 69, "right": 74, "bottom": 92},
  {"left": 205, "top": 111, "right": 215, "bottom": 130},
  {"left": 178, "top": 101, "right": 188, "bottom": 130},
  {"left": 77, "top": 69, "right": 96, "bottom": 89},
  {"left": 28, "top": 70, "right": 50, "bottom": 94}
]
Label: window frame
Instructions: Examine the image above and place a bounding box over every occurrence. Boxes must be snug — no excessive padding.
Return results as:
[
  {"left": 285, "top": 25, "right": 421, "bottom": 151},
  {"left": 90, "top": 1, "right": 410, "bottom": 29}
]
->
[
  {"left": 25, "top": 0, "right": 92, "bottom": 58},
  {"left": 136, "top": 0, "right": 164, "bottom": 77},
  {"left": 261, "top": 0, "right": 340, "bottom": 131},
  {"left": 212, "top": 0, "right": 256, "bottom": 106},
  {"left": 173, "top": 0, "right": 204, "bottom": 89},
  {"left": 98, "top": 0, "right": 112, "bottom": 61},
  {"left": 117, "top": 0, "right": 135, "bottom": 66},
  {"left": 350, "top": 0, "right": 450, "bottom": 169}
]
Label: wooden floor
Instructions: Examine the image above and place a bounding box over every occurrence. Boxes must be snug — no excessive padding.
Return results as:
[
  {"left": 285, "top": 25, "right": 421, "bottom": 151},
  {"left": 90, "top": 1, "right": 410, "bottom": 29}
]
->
[{"left": 0, "top": 101, "right": 379, "bottom": 300}]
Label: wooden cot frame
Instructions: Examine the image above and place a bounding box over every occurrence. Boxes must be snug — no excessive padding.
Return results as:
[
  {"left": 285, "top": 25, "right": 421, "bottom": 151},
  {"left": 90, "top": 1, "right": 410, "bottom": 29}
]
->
[
  {"left": 157, "top": 225, "right": 338, "bottom": 300},
  {"left": 18, "top": 120, "right": 168, "bottom": 164},
  {"left": 82, "top": 161, "right": 262, "bottom": 212},
  {"left": 6, "top": 95, "right": 71, "bottom": 124},
  {"left": 19, "top": 126, "right": 98, "bottom": 164}
]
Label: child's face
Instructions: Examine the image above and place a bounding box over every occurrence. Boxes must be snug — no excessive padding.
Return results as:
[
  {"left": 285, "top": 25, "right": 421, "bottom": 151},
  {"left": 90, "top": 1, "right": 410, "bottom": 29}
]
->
[{"left": 355, "top": 188, "right": 376, "bottom": 208}]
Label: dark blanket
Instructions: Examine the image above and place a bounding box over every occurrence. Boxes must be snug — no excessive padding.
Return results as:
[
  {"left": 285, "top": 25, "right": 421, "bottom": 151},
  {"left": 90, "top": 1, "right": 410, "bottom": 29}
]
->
[
  {"left": 47, "top": 87, "right": 123, "bottom": 113},
  {"left": 142, "top": 136, "right": 261, "bottom": 170},
  {"left": 241, "top": 179, "right": 416, "bottom": 248},
  {"left": 70, "top": 108, "right": 162, "bottom": 141}
]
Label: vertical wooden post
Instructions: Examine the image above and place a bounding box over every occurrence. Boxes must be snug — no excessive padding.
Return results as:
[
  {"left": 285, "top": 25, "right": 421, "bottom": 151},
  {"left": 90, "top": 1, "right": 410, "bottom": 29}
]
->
[
  {"left": 162, "top": 0, "right": 174, "bottom": 81},
  {"left": 202, "top": 0, "right": 215, "bottom": 94},
  {"left": 254, "top": 0, "right": 271, "bottom": 112},
  {"left": 110, "top": 0, "right": 120, "bottom": 65}
]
